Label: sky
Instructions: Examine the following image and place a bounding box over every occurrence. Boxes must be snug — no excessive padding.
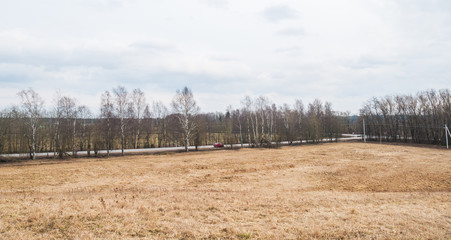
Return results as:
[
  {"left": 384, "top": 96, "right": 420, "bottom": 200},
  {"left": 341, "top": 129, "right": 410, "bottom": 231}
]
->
[{"left": 0, "top": 0, "right": 450, "bottom": 115}]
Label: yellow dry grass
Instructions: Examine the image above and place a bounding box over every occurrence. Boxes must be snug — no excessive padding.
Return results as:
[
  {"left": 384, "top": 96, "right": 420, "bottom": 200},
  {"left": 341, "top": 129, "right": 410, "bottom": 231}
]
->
[{"left": 0, "top": 142, "right": 450, "bottom": 239}]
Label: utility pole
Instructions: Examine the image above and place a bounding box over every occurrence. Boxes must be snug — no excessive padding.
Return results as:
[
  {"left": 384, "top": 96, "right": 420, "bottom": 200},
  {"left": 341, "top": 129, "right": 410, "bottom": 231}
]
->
[{"left": 445, "top": 124, "right": 450, "bottom": 149}]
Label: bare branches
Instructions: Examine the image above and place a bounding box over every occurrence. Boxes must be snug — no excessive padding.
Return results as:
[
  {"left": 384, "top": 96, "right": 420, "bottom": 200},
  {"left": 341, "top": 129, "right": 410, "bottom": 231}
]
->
[
  {"left": 100, "top": 90, "right": 114, "bottom": 157},
  {"left": 18, "top": 88, "right": 44, "bottom": 159},
  {"left": 2, "top": 87, "right": 449, "bottom": 158},
  {"left": 153, "top": 101, "right": 169, "bottom": 148},
  {"left": 113, "top": 86, "right": 128, "bottom": 156},
  {"left": 171, "top": 86, "right": 199, "bottom": 152},
  {"left": 130, "top": 88, "right": 146, "bottom": 149},
  {"left": 361, "top": 89, "right": 451, "bottom": 144}
]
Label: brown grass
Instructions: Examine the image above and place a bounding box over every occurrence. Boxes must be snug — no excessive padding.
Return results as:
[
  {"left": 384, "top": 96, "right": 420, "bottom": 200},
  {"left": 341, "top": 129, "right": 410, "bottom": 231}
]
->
[{"left": 0, "top": 142, "right": 450, "bottom": 239}]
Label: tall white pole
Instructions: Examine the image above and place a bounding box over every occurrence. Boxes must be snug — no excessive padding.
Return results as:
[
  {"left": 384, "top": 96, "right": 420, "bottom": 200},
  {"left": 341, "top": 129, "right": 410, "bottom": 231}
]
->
[
  {"left": 363, "top": 119, "right": 366, "bottom": 143},
  {"left": 446, "top": 124, "right": 449, "bottom": 149}
]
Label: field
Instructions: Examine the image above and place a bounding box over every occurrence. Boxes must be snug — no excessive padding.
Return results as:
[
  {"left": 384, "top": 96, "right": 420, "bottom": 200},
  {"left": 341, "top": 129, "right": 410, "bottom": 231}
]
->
[{"left": 0, "top": 142, "right": 450, "bottom": 239}]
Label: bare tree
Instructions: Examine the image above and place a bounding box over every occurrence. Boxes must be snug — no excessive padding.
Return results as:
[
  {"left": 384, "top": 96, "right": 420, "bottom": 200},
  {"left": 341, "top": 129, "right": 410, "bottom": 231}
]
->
[
  {"left": 241, "top": 96, "right": 254, "bottom": 145},
  {"left": 232, "top": 108, "right": 244, "bottom": 147},
  {"left": 268, "top": 103, "right": 277, "bottom": 142},
  {"left": 0, "top": 106, "right": 25, "bottom": 154},
  {"left": 63, "top": 96, "right": 77, "bottom": 157},
  {"left": 294, "top": 99, "right": 305, "bottom": 142},
  {"left": 171, "top": 86, "right": 199, "bottom": 152},
  {"left": 0, "top": 109, "right": 5, "bottom": 153},
  {"left": 225, "top": 106, "right": 234, "bottom": 149},
  {"left": 51, "top": 92, "right": 63, "bottom": 158},
  {"left": 18, "top": 88, "right": 44, "bottom": 160},
  {"left": 78, "top": 105, "right": 92, "bottom": 156},
  {"left": 50, "top": 93, "right": 80, "bottom": 158},
  {"left": 141, "top": 104, "right": 152, "bottom": 148},
  {"left": 113, "top": 86, "right": 128, "bottom": 156},
  {"left": 256, "top": 96, "right": 268, "bottom": 140},
  {"left": 306, "top": 99, "right": 323, "bottom": 143},
  {"left": 152, "top": 101, "right": 169, "bottom": 148},
  {"left": 100, "top": 90, "right": 114, "bottom": 157},
  {"left": 360, "top": 89, "right": 451, "bottom": 145},
  {"left": 130, "top": 88, "right": 146, "bottom": 148},
  {"left": 281, "top": 103, "right": 293, "bottom": 143}
]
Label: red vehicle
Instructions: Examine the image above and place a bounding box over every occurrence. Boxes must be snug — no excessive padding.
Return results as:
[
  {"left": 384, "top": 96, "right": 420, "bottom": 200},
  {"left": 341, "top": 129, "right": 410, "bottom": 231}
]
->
[{"left": 213, "top": 142, "right": 224, "bottom": 148}]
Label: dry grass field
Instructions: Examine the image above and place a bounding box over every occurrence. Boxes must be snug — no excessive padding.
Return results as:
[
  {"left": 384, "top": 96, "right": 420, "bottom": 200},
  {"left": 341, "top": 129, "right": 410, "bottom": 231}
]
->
[{"left": 0, "top": 142, "right": 450, "bottom": 239}]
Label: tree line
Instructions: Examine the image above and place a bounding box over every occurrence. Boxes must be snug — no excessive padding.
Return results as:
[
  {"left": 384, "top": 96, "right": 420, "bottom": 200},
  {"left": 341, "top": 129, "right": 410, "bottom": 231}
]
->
[
  {"left": 360, "top": 89, "right": 451, "bottom": 144},
  {"left": 0, "top": 86, "right": 353, "bottom": 159}
]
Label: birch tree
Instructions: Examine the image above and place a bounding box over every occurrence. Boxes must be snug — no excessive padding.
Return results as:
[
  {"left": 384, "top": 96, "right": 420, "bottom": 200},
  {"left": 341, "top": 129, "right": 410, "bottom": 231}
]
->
[
  {"left": 61, "top": 96, "right": 77, "bottom": 158},
  {"left": 130, "top": 88, "right": 146, "bottom": 148},
  {"left": 113, "top": 86, "right": 128, "bottom": 156},
  {"left": 281, "top": 103, "right": 293, "bottom": 143},
  {"left": 51, "top": 93, "right": 79, "bottom": 158},
  {"left": 241, "top": 96, "right": 254, "bottom": 145},
  {"left": 100, "top": 90, "right": 114, "bottom": 157},
  {"left": 78, "top": 105, "right": 92, "bottom": 156},
  {"left": 232, "top": 109, "right": 244, "bottom": 147},
  {"left": 52, "top": 92, "right": 63, "bottom": 158},
  {"left": 295, "top": 99, "right": 305, "bottom": 142},
  {"left": 152, "top": 101, "right": 169, "bottom": 148},
  {"left": 171, "top": 86, "right": 199, "bottom": 152},
  {"left": 18, "top": 88, "right": 44, "bottom": 160}
]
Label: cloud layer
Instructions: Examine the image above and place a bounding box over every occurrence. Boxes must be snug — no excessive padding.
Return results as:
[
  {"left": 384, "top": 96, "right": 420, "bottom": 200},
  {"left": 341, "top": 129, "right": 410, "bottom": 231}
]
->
[{"left": 0, "top": 0, "right": 450, "bottom": 114}]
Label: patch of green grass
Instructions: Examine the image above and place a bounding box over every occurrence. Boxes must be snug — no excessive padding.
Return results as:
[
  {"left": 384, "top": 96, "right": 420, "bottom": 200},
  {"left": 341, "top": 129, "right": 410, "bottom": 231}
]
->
[{"left": 237, "top": 232, "right": 252, "bottom": 239}]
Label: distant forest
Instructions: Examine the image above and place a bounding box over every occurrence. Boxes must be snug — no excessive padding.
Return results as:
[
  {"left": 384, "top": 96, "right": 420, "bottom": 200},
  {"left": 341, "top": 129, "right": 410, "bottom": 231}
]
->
[
  {"left": 0, "top": 87, "right": 450, "bottom": 159},
  {"left": 360, "top": 89, "right": 451, "bottom": 145}
]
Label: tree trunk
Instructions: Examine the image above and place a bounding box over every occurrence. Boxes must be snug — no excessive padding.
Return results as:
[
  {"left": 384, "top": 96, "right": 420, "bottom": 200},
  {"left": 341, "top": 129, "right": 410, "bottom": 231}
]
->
[
  {"left": 72, "top": 118, "right": 77, "bottom": 157},
  {"left": 31, "top": 121, "right": 36, "bottom": 160},
  {"left": 185, "top": 135, "right": 189, "bottom": 152},
  {"left": 121, "top": 118, "right": 125, "bottom": 156}
]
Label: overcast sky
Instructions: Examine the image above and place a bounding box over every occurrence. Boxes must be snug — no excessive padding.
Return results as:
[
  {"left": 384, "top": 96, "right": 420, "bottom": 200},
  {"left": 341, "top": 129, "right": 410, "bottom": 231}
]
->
[{"left": 1, "top": 0, "right": 450, "bottom": 114}]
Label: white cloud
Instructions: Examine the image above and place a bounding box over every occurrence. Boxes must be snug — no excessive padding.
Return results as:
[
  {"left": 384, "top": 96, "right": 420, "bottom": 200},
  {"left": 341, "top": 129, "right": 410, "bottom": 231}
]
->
[
  {"left": 199, "top": 0, "right": 228, "bottom": 8},
  {"left": 276, "top": 28, "right": 306, "bottom": 36},
  {"left": 275, "top": 46, "right": 302, "bottom": 57},
  {"left": 261, "top": 4, "right": 299, "bottom": 23},
  {"left": 129, "top": 41, "right": 177, "bottom": 52}
]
